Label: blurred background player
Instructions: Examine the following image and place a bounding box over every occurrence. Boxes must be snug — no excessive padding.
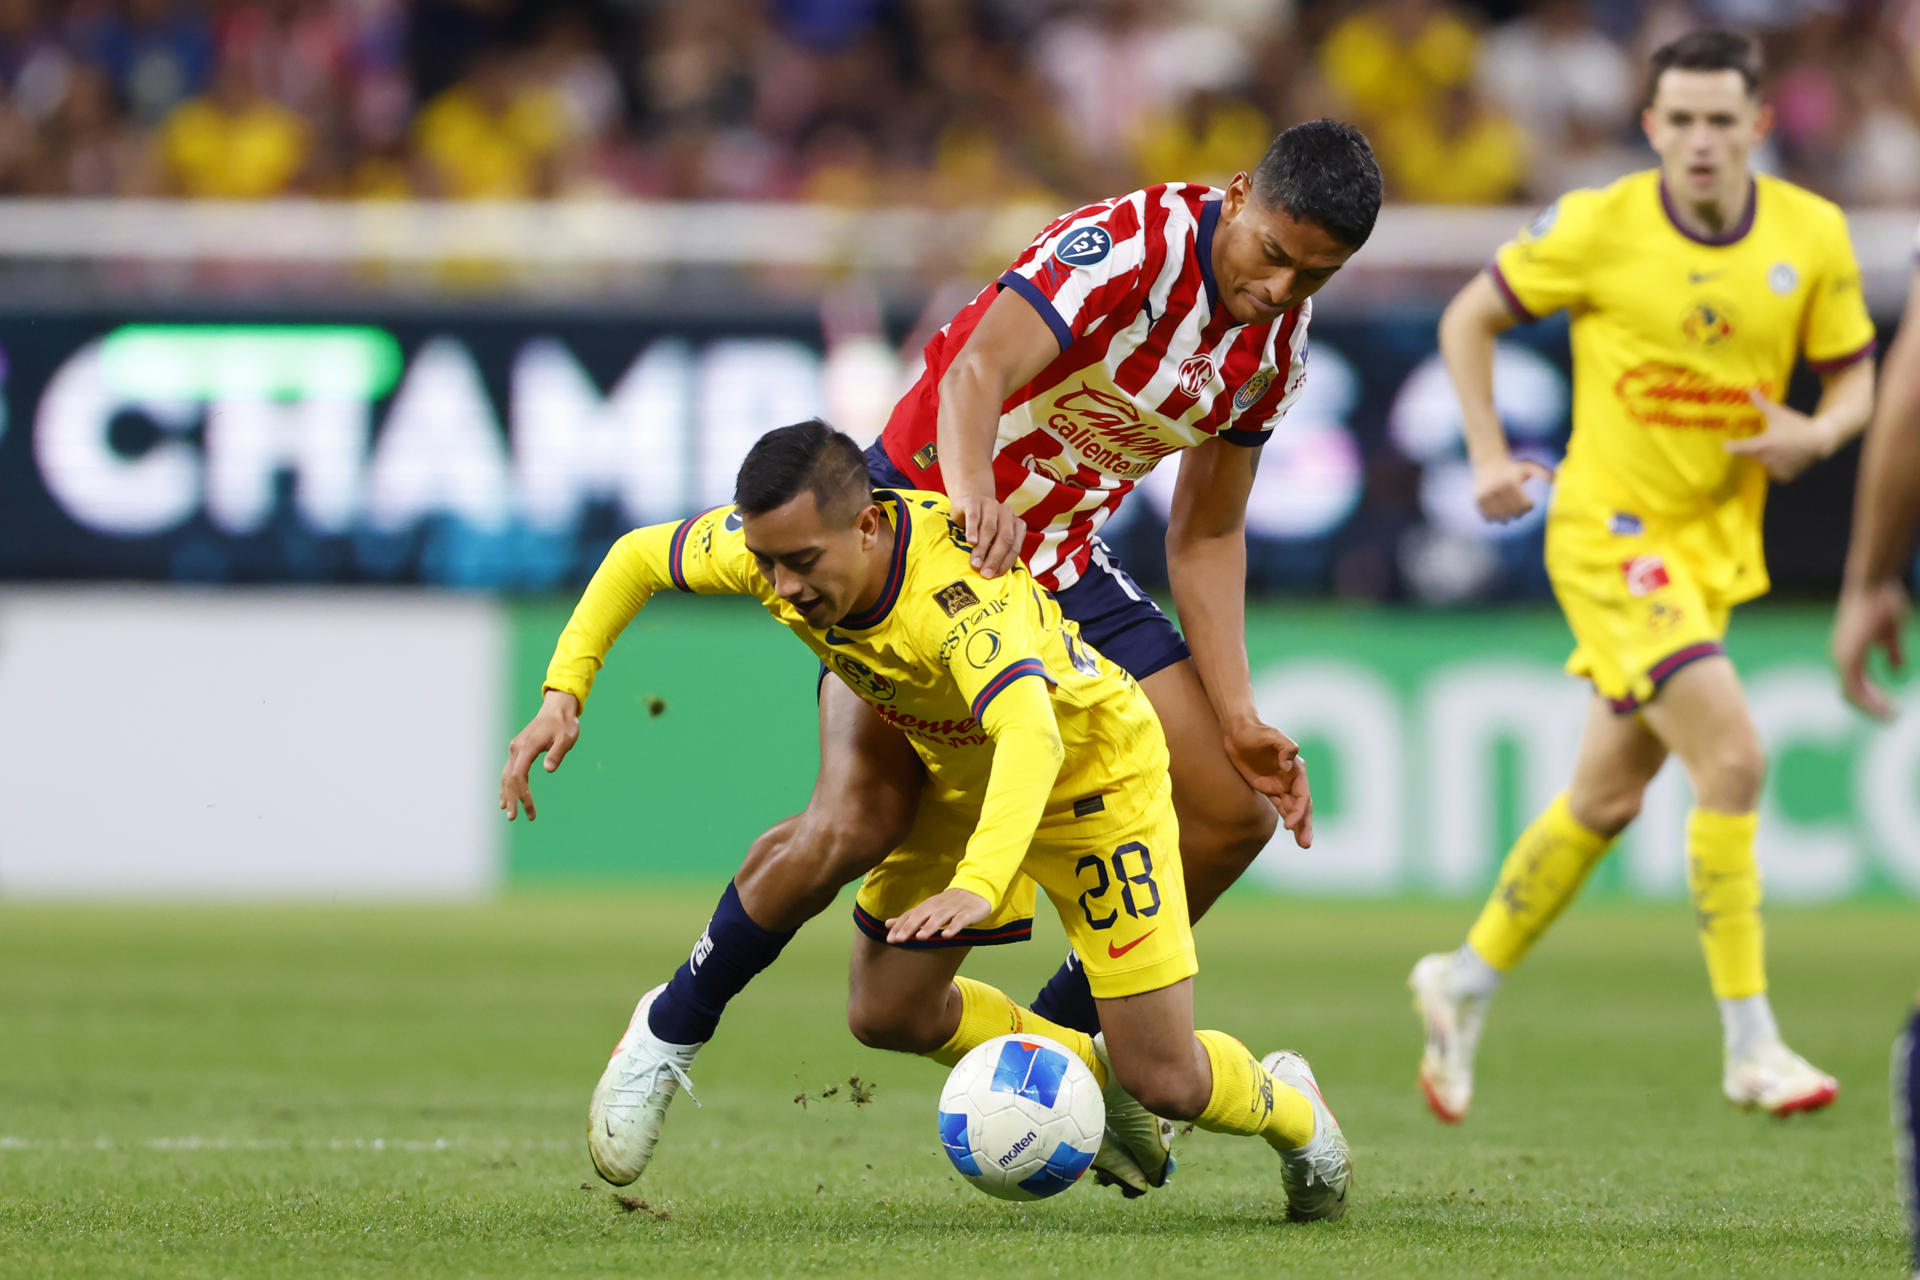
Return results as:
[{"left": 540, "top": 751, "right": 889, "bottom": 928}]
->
[
  {"left": 502, "top": 421, "right": 1353, "bottom": 1218},
  {"left": 1410, "top": 28, "right": 1876, "bottom": 1122},
  {"left": 541, "top": 119, "right": 1382, "bottom": 1190},
  {"left": 1828, "top": 223, "right": 1920, "bottom": 1280}
]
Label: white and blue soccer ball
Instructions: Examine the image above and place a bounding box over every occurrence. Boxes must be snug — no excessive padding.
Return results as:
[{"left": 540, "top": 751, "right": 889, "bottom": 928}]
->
[{"left": 936, "top": 1033, "right": 1104, "bottom": 1201}]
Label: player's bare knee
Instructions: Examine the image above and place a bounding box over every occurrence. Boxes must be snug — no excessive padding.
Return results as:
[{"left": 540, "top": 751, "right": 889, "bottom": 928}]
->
[
  {"left": 1572, "top": 787, "right": 1641, "bottom": 838},
  {"left": 798, "top": 803, "right": 911, "bottom": 889},
  {"left": 1113, "top": 1060, "right": 1207, "bottom": 1122},
  {"left": 1109, "top": 1048, "right": 1208, "bottom": 1121},
  {"left": 846, "top": 1000, "right": 941, "bottom": 1054},
  {"left": 1189, "top": 789, "right": 1279, "bottom": 870},
  {"left": 1697, "top": 738, "right": 1766, "bottom": 812}
]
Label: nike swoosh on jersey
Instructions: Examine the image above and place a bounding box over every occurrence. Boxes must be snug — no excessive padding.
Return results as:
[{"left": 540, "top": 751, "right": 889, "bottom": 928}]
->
[
  {"left": 823, "top": 630, "right": 857, "bottom": 646},
  {"left": 1687, "top": 271, "right": 1722, "bottom": 284},
  {"left": 1107, "top": 929, "right": 1157, "bottom": 959}
]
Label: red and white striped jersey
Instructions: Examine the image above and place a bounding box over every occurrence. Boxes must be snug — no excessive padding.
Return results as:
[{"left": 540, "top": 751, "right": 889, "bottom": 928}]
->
[{"left": 879, "top": 182, "right": 1311, "bottom": 591}]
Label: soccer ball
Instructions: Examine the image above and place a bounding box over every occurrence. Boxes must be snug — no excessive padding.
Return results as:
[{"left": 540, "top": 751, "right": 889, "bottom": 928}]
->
[{"left": 935, "top": 1033, "right": 1105, "bottom": 1201}]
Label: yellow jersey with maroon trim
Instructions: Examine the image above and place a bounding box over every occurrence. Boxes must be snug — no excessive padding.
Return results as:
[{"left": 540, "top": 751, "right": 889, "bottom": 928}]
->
[
  {"left": 542, "top": 488, "right": 1168, "bottom": 909},
  {"left": 1490, "top": 170, "right": 1877, "bottom": 603}
]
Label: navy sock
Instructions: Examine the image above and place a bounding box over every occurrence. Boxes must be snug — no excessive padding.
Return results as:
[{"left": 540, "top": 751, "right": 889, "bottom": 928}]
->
[
  {"left": 1030, "top": 951, "right": 1102, "bottom": 1035},
  {"left": 1898, "top": 1005, "right": 1920, "bottom": 1273},
  {"left": 646, "top": 881, "right": 796, "bottom": 1045}
]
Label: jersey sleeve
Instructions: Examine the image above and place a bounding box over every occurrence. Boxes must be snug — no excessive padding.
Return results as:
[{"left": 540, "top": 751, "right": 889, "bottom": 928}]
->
[
  {"left": 996, "top": 192, "right": 1155, "bottom": 353},
  {"left": 543, "top": 507, "right": 761, "bottom": 706},
  {"left": 1802, "top": 206, "right": 1879, "bottom": 373},
  {"left": 1488, "top": 190, "right": 1601, "bottom": 322},
  {"left": 927, "top": 573, "right": 1064, "bottom": 907}
]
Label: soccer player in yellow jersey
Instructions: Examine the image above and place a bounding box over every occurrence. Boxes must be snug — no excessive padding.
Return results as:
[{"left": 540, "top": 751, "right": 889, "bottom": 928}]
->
[
  {"left": 499, "top": 420, "right": 1353, "bottom": 1217},
  {"left": 1409, "top": 29, "right": 1877, "bottom": 1122}
]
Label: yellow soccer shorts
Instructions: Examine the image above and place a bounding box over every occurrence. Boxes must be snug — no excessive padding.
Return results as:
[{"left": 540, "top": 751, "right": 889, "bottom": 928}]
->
[
  {"left": 852, "top": 778, "right": 1198, "bottom": 1000},
  {"left": 1545, "top": 511, "right": 1731, "bottom": 713}
]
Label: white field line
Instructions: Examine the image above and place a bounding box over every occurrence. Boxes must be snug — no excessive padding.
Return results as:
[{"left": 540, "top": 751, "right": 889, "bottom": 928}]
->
[{"left": 0, "top": 1135, "right": 573, "bottom": 1152}]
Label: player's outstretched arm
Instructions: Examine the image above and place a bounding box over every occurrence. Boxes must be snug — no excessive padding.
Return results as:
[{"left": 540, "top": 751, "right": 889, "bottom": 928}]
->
[
  {"left": 1439, "top": 272, "right": 1552, "bottom": 522},
  {"left": 887, "top": 673, "right": 1062, "bottom": 942},
  {"left": 1166, "top": 437, "right": 1312, "bottom": 848},
  {"left": 934, "top": 289, "right": 1059, "bottom": 578},
  {"left": 506, "top": 514, "right": 756, "bottom": 820},
  {"left": 1834, "top": 265, "right": 1920, "bottom": 718},
  {"left": 499, "top": 690, "right": 581, "bottom": 821}
]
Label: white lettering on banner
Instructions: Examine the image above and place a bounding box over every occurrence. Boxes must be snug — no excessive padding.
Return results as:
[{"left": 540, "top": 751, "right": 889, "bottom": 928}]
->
[
  {"left": 206, "top": 398, "right": 366, "bottom": 535},
  {"left": 1748, "top": 670, "right": 1860, "bottom": 901},
  {"left": 1422, "top": 667, "right": 1584, "bottom": 894},
  {"left": 365, "top": 339, "right": 511, "bottom": 533},
  {"left": 513, "top": 338, "right": 690, "bottom": 530},
  {"left": 36, "top": 341, "right": 201, "bottom": 535},
  {"left": 1862, "top": 706, "right": 1920, "bottom": 891},
  {"left": 1244, "top": 651, "right": 1916, "bottom": 901},
  {"left": 696, "top": 340, "right": 826, "bottom": 507},
  {"left": 1247, "top": 662, "right": 1403, "bottom": 893}
]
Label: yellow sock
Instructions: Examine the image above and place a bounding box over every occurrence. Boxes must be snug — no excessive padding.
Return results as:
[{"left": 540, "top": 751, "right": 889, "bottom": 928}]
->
[
  {"left": 926, "top": 976, "right": 1106, "bottom": 1088},
  {"left": 1688, "top": 807, "right": 1765, "bottom": 999},
  {"left": 1193, "top": 1030, "right": 1316, "bottom": 1150},
  {"left": 1466, "top": 792, "right": 1614, "bottom": 971}
]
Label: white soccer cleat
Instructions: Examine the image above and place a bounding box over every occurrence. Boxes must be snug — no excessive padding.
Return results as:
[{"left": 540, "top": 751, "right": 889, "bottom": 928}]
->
[
  {"left": 1088, "top": 1032, "right": 1175, "bottom": 1197},
  {"left": 1263, "top": 1050, "right": 1352, "bottom": 1222},
  {"left": 1409, "top": 951, "right": 1488, "bottom": 1125},
  {"left": 1722, "top": 1041, "right": 1838, "bottom": 1117},
  {"left": 587, "top": 984, "right": 702, "bottom": 1186}
]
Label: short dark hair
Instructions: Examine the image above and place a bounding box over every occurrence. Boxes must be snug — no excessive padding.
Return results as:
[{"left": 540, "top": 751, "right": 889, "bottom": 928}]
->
[
  {"left": 734, "top": 419, "right": 872, "bottom": 525},
  {"left": 1249, "top": 118, "right": 1382, "bottom": 249},
  {"left": 1648, "top": 29, "right": 1763, "bottom": 100}
]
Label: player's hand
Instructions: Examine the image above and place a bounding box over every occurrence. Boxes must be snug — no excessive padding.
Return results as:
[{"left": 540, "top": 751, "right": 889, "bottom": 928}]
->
[
  {"left": 1832, "top": 579, "right": 1908, "bottom": 720},
  {"left": 887, "top": 888, "right": 992, "bottom": 943},
  {"left": 1472, "top": 454, "right": 1555, "bottom": 522},
  {"left": 1724, "top": 391, "right": 1833, "bottom": 482},
  {"left": 499, "top": 689, "right": 582, "bottom": 822},
  {"left": 1224, "top": 719, "right": 1313, "bottom": 849},
  {"left": 949, "top": 490, "right": 1025, "bottom": 579}
]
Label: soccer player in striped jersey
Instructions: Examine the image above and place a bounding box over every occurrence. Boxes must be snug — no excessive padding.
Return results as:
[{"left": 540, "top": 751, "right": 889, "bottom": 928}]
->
[
  {"left": 1411, "top": 30, "right": 1876, "bottom": 1123},
  {"left": 1830, "top": 222, "right": 1920, "bottom": 1280},
  {"left": 509, "top": 119, "right": 1383, "bottom": 1193}
]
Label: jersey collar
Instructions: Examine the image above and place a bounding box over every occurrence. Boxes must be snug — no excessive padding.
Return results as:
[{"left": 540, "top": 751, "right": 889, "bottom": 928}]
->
[
  {"left": 836, "top": 491, "right": 910, "bottom": 631},
  {"left": 1197, "top": 196, "right": 1223, "bottom": 313},
  {"left": 1658, "top": 175, "right": 1757, "bottom": 246}
]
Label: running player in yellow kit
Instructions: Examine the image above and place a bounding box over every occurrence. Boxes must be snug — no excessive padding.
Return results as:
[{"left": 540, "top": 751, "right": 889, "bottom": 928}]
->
[
  {"left": 1409, "top": 29, "right": 1877, "bottom": 1121},
  {"left": 500, "top": 420, "right": 1352, "bottom": 1218}
]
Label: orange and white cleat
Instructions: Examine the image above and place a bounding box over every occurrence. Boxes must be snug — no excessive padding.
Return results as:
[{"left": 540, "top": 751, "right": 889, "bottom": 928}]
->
[
  {"left": 1722, "top": 1041, "right": 1838, "bottom": 1116},
  {"left": 1409, "top": 952, "right": 1491, "bottom": 1125},
  {"left": 587, "top": 984, "right": 702, "bottom": 1185}
]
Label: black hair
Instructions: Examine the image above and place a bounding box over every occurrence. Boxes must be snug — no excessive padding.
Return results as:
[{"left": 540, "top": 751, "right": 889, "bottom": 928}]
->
[
  {"left": 733, "top": 419, "right": 872, "bottom": 525},
  {"left": 1648, "top": 29, "right": 1763, "bottom": 101},
  {"left": 1249, "top": 118, "right": 1382, "bottom": 249}
]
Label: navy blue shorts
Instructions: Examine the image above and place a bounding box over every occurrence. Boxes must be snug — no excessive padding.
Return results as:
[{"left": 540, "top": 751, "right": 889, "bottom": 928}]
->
[{"left": 864, "top": 441, "right": 1189, "bottom": 682}]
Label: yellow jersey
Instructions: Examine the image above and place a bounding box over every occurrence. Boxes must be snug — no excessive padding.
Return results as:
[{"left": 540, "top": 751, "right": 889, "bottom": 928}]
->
[
  {"left": 1491, "top": 170, "right": 1877, "bottom": 602},
  {"left": 543, "top": 489, "right": 1168, "bottom": 909}
]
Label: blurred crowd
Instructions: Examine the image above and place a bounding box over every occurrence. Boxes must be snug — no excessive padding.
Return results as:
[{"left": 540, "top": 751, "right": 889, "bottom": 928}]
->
[{"left": 1, "top": 0, "right": 1918, "bottom": 206}]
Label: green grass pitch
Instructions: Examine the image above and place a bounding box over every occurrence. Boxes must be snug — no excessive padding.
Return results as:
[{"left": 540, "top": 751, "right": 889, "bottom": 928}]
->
[{"left": 1, "top": 892, "right": 1910, "bottom": 1278}]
